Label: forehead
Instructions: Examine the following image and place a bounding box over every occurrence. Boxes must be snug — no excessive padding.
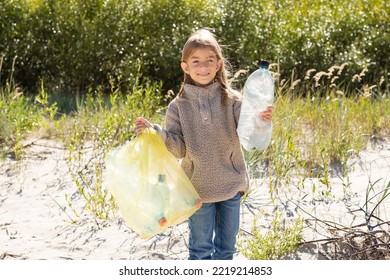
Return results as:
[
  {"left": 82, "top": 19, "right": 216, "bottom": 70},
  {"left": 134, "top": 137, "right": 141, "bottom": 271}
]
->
[{"left": 188, "top": 47, "right": 217, "bottom": 59}]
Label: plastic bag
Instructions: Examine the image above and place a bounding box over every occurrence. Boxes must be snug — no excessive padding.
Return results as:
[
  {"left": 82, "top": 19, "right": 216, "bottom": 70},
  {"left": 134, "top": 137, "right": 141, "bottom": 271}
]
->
[{"left": 105, "top": 127, "right": 202, "bottom": 239}]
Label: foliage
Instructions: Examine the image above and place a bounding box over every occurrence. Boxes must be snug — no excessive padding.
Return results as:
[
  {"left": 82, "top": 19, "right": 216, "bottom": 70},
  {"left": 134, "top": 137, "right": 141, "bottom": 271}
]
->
[
  {"left": 0, "top": 79, "right": 57, "bottom": 159},
  {"left": 239, "top": 211, "right": 304, "bottom": 260},
  {"left": 0, "top": 0, "right": 389, "bottom": 95}
]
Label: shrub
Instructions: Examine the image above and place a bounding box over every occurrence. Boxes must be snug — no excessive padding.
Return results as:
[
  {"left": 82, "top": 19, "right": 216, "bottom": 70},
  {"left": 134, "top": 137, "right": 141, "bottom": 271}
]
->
[
  {"left": 1, "top": 0, "right": 388, "bottom": 96},
  {"left": 239, "top": 211, "right": 304, "bottom": 260}
]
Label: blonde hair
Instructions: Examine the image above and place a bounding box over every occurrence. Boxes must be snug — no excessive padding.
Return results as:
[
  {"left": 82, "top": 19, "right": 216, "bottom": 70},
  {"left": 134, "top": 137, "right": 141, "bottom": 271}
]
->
[{"left": 179, "top": 29, "right": 239, "bottom": 104}]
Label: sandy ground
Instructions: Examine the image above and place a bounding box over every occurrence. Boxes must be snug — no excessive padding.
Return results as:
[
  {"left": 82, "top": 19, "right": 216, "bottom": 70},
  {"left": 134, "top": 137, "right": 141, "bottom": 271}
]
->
[{"left": 1, "top": 138, "right": 389, "bottom": 260}]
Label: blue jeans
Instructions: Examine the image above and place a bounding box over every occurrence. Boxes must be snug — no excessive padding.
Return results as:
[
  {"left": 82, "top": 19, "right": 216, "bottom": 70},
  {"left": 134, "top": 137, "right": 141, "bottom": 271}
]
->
[{"left": 188, "top": 192, "right": 241, "bottom": 260}]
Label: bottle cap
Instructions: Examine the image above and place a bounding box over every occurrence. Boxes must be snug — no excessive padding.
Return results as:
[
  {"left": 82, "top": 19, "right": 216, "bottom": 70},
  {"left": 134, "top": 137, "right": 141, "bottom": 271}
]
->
[
  {"left": 260, "top": 60, "right": 269, "bottom": 69},
  {"left": 158, "top": 217, "right": 167, "bottom": 227},
  {"left": 194, "top": 199, "right": 203, "bottom": 208}
]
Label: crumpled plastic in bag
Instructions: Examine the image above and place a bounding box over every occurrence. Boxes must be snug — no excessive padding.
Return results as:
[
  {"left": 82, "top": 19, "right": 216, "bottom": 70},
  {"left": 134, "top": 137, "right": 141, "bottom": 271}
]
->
[{"left": 105, "top": 127, "right": 202, "bottom": 239}]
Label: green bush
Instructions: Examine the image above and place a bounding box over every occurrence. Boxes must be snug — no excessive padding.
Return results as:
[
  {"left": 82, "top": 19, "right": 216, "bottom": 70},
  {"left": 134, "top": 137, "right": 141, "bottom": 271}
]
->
[
  {"left": 0, "top": 0, "right": 388, "bottom": 96},
  {"left": 239, "top": 212, "right": 304, "bottom": 260}
]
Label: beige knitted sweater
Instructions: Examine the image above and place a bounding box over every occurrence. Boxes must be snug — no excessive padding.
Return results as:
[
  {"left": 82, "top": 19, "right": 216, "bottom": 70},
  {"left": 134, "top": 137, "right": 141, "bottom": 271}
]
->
[{"left": 155, "top": 82, "right": 249, "bottom": 203}]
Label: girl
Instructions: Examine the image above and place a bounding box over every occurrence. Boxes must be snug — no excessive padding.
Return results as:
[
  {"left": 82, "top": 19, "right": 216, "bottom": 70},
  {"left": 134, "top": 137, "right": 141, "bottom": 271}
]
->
[{"left": 135, "top": 29, "right": 273, "bottom": 260}]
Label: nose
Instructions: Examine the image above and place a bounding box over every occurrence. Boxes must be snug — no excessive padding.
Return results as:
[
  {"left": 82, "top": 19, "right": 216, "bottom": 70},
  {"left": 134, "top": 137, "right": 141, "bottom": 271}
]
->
[{"left": 198, "top": 61, "right": 210, "bottom": 68}]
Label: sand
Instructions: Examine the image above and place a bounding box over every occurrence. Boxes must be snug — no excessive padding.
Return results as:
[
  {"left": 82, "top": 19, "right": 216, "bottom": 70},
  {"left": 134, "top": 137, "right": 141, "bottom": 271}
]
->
[{"left": 1, "top": 138, "right": 389, "bottom": 260}]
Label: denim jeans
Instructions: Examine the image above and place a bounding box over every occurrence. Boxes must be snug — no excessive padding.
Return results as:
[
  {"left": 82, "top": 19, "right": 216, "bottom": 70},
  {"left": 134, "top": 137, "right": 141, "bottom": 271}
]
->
[{"left": 188, "top": 192, "right": 241, "bottom": 260}]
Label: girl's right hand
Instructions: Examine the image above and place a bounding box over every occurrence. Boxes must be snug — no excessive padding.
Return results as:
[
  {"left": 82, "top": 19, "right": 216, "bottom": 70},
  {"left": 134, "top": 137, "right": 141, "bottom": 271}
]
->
[
  {"left": 134, "top": 117, "right": 153, "bottom": 135},
  {"left": 258, "top": 106, "right": 274, "bottom": 122}
]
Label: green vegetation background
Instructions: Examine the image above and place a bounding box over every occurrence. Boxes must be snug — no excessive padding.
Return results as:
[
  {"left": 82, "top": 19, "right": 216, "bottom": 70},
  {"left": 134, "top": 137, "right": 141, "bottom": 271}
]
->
[{"left": 1, "top": 0, "right": 389, "bottom": 95}]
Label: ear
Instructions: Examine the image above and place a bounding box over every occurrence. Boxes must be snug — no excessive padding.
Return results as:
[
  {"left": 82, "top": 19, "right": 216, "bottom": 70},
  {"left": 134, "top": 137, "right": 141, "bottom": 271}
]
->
[
  {"left": 217, "top": 59, "right": 222, "bottom": 71},
  {"left": 181, "top": 61, "right": 189, "bottom": 74}
]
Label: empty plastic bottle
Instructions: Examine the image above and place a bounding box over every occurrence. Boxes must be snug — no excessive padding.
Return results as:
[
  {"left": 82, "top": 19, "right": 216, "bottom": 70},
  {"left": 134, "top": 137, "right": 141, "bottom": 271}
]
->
[
  {"left": 237, "top": 60, "right": 274, "bottom": 151},
  {"left": 139, "top": 175, "right": 168, "bottom": 228},
  {"left": 169, "top": 182, "right": 202, "bottom": 212},
  {"left": 157, "top": 174, "right": 170, "bottom": 210}
]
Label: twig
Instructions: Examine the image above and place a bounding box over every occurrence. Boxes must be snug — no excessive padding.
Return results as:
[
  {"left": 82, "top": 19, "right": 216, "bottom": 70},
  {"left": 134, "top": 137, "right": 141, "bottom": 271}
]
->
[{"left": 0, "top": 251, "right": 21, "bottom": 259}]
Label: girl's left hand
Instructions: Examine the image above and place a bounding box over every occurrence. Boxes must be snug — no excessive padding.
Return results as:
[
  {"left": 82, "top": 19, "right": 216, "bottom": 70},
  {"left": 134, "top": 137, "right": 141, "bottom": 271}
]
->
[{"left": 258, "top": 106, "right": 274, "bottom": 122}]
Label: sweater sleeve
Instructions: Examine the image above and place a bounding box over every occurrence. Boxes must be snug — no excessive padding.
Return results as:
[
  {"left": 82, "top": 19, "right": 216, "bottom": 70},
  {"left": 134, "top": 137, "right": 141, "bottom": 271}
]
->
[
  {"left": 163, "top": 101, "right": 186, "bottom": 159},
  {"left": 233, "top": 98, "right": 242, "bottom": 127}
]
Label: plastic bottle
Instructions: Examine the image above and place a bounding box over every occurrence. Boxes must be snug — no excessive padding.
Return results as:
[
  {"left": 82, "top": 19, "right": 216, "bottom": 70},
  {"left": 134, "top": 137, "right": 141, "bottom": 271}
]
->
[
  {"left": 140, "top": 175, "right": 168, "bottom": 228},
  {"left": 169, "top": 183, "right": 202, "bottom": 212},
  {"left": 156, "top": 174, "right": 170, "bottom": 211},
  {"left": 237, "top": 60, "right": 274, "bottom": 151}
]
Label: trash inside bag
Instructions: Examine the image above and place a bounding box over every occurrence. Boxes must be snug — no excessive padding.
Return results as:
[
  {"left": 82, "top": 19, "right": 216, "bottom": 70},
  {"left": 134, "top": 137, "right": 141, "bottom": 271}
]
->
[{"left": 105, "top": 127, "right": 202, "bottom": 239}]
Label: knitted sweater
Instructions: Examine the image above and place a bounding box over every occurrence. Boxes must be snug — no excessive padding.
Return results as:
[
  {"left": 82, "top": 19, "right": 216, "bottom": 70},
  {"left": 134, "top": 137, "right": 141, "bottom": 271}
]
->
[{"left": 156, "top": 82, "right": 249, "bottom": 203}]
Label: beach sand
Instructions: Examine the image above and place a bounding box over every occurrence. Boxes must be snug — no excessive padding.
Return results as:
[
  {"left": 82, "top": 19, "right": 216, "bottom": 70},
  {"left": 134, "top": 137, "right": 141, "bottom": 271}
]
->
[{"left": 1, "top": 138, "right": 389, "bottom": 260}]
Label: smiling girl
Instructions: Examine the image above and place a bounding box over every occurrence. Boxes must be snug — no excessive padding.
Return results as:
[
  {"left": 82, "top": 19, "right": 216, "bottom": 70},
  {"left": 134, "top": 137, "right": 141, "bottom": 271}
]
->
[{"left": 135, "top": 29, "right": 273, "bottom": 259}]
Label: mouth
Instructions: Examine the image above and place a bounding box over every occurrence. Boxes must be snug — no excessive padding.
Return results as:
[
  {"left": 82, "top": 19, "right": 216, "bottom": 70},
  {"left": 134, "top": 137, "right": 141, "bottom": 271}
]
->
[{"left": 197, "top": 72, "right": 210, "bottom": 77}]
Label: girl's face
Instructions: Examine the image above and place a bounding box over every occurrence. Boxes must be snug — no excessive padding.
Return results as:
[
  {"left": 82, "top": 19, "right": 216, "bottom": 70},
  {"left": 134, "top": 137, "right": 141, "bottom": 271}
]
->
[{"left": 181, "top": 47, "right": 222, "bottom": 87}]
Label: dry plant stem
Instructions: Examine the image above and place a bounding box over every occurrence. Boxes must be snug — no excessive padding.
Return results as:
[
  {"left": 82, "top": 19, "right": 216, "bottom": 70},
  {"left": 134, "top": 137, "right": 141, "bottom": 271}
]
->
[
  {"left": 286, "top": 190, "right": 390, "bottom": 259},
  {"left": 0, "top": 252, "right": 22, "bottom": 260},
  {"left": 299, "top": 228, "right": 390, "bottom": 246}
]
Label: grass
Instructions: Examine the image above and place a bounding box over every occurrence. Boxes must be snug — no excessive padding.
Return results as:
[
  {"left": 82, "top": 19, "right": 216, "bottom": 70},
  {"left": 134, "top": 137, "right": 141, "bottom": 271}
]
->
[
  {"left": 251, "top": 63, "right": 390, "bottom": 193},
  {"left": 0, "top": 80, "right": 58, "bottom": 159},
  {"left": 237, "top": 64, "right": 389, "bottom": 259}
]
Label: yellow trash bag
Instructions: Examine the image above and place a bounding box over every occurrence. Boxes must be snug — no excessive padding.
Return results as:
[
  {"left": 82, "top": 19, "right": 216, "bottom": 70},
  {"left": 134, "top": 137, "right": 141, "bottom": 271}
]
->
[{"left": 105, "top": 127, "right": 202, "bottom": 239}]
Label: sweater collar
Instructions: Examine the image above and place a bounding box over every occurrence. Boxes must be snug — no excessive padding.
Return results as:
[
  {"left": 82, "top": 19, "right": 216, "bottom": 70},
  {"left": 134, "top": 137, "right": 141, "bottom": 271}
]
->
[{"left": 182, "top": 82, "right": 221, "bottom": 99}]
